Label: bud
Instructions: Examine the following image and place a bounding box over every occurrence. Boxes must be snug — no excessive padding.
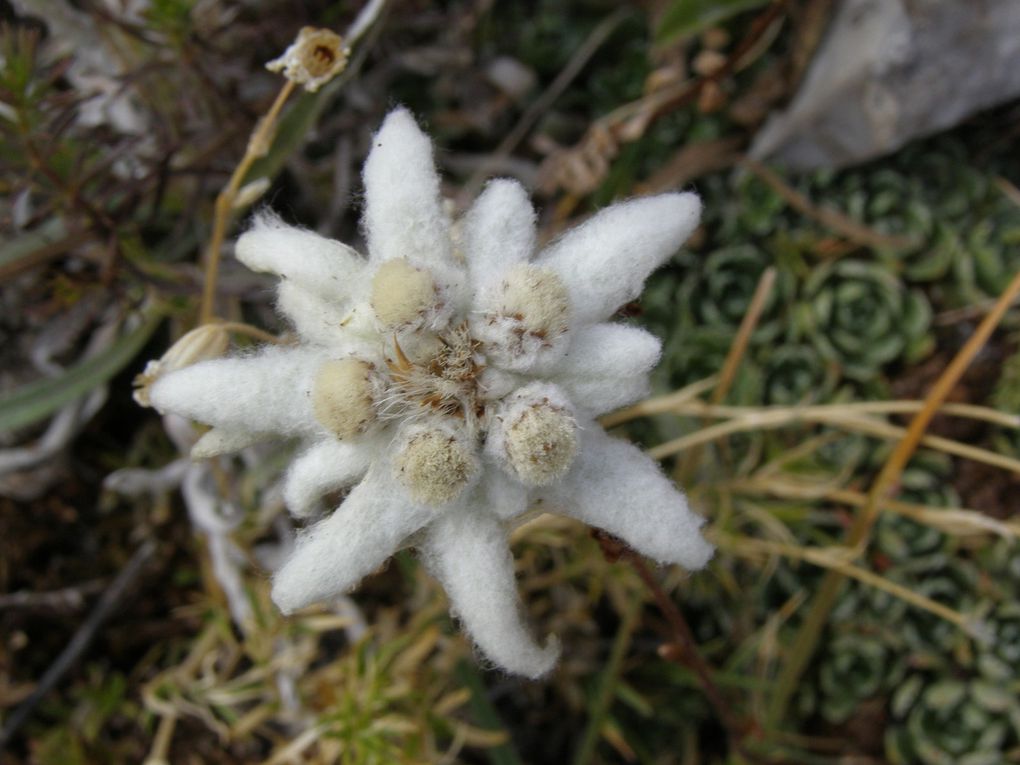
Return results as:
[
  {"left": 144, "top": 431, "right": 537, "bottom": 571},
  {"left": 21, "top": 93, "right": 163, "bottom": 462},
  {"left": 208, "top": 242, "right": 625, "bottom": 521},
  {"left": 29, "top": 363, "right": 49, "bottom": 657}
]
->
[
  {"left": 475, "top": 264, "right": 570, "bottom": 369},
  {"left": 311, "top": 358, "right": 379, "bottom": 439},
  {"left": 371, "top": 258, "right": 446, "bottom": 331},
  {"left": 266, "top": 27, "right": 349, "bottom": 93},
  {"left": 134, "top": 324, "right": 230, "bottom": 407},
  {"left": 393, "top": 422, "right": 478, "bottom": 506},
  {"left": 489, "top": 383, "right": 577, "bottom": 486}
]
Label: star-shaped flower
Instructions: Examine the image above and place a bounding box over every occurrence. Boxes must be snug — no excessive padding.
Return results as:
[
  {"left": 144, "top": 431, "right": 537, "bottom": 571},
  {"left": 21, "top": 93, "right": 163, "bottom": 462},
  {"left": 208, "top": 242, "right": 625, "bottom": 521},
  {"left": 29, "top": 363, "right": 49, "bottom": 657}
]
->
[{"left": 148, "top": 108, "right": 712, "bottom": 678}]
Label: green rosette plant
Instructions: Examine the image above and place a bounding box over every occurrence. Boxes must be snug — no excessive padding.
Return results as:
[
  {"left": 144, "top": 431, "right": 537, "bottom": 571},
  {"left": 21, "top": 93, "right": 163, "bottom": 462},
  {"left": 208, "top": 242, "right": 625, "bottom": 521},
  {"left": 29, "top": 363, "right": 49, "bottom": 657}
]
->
[
  {"left": 815, "top": 632, "right": 898, "bottom": 724},
  {"left": 977, "top": 602, "right": 1020, "bottom": 683},
  {"left": 795, "top": 260, "right": 933, "bottom": 381},
  {"left": 893, "top": 559, "right": 979, "bottom": 658},
  {"left": 875, "top": 458, "right": 956, "bottom": 568},
  {"left": 656, "top": 324, "right": 762, "bottom": 401},
  {"left": 885, "top": 677, "right": 1019, "bottom": 765},
  {"left": 758, "top": 343, "right": 837, "bottom": 405},
  {"left": 676, "top": 245, "right": 787, "bottom": 342},
  {"left": 831, "top": 581, "right": 909, "bottom": 636}
]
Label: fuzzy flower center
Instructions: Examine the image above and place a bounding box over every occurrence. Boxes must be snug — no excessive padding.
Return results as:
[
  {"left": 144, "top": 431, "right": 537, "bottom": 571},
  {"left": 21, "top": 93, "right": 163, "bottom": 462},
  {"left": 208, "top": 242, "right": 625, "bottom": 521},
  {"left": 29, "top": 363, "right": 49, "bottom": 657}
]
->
[
  {"left": 380, "top": 323, "right": 485, "bottom": 424},
  {"left": 307, "top": 260, "right": 582, "bottom": 506}
]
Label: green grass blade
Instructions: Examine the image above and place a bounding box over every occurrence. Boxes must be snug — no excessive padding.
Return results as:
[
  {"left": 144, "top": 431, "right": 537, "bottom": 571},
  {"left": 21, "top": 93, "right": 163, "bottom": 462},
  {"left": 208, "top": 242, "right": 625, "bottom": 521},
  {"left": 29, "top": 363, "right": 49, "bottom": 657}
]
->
[
  {"left": 0, "top": 311, "right": 162, "bottom": 434},
  {"left": 454, "top": 660, "right": 524, "bottom": 765}
]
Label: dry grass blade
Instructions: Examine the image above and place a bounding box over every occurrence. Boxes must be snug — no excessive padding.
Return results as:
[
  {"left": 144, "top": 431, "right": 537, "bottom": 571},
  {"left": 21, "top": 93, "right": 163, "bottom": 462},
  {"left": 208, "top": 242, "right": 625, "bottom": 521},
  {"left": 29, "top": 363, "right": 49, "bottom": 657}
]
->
[
  {"left": 719, "top": 535, "right": 979, "bottom": 635},
  {"left": 679, "top": 267, "right": 777, "bottom": 480},
  {"left": 599, "top": 375, "right": 717, "bottom": 428},
  {"left": 769, "top": 260, "right": 1020, "bottom": 725},
  {"left": 648, "top": 406, "right": 1020, "bottom": 475},
  {"left": 731, "top": 478, "right": 1019, "bottom": 539}
]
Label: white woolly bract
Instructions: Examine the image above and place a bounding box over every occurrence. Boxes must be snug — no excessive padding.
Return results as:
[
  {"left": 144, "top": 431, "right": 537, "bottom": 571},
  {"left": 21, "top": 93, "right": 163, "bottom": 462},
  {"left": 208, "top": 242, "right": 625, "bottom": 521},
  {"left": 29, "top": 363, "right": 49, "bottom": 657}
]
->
[
  {"left": 190, "top": 428, "right": 266, "bottom": 459},
  {"left": 150, "top": 346, "right": 325, "bottom": 439},
  {"left": 551, "top": 323, "right": 662, "bottom": 416},
  {"left": 539, "top": 426, "right": 714, "bottom": 571},
  {"left": 283, "top": 438, "right": 376, "bottom": 518},
  {"left": 421, "top": 508, "right": 559, "bottom": 678},
  {"left": 237, "top": 213, "right": 366, "bottom": 302},
  {"left": 362, "top": 108, "right": 453, "bottom": 269},
  {"left": 463, "top": 179, "right": 536, "bottom": 292},
  {"left": 537, "top": 193, "right": 702, "bottom": 326},
  {"left": 272, "top": 460, "right": 436, "bottom": 613}
]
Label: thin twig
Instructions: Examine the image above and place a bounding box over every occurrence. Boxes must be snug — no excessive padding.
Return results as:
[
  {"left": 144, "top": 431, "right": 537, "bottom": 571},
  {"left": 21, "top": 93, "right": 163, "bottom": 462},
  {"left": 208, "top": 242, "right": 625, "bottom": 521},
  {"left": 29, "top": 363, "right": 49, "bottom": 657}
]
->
[
  {"left": 740, "top": 157, "right": 917, "bottom": 251},
  {"left": 714, "top": 269, "right": 778, "bottom": 407},
  {"left": 0, "top": 580, "right": 105, "bottom": 612},
  {"left": 595, "top": 533, "right": 764, "bottom": 764},
  {"left": 0, "top": 540, "right": 156, "bottom": 749},
  {"left": 769, "top": 263, "right": 1020, "bottom": 725}
]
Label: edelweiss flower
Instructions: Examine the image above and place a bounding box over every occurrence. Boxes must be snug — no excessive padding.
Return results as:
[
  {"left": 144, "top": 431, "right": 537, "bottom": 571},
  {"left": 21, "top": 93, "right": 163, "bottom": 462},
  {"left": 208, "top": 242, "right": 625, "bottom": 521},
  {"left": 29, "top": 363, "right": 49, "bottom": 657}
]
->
[{"left": 148, "top": 108, "right": 713, "bottom": 678}]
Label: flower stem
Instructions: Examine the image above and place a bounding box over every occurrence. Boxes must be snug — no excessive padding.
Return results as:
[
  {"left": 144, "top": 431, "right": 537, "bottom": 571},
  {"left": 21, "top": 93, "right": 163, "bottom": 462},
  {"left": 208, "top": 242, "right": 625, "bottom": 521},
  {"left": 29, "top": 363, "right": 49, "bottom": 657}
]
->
[
  {"left": 198, "top": 79, "right": 296, "bottom": 325},
  {"left": 595, "top": 532, "right": 764, "bottom": 764}
]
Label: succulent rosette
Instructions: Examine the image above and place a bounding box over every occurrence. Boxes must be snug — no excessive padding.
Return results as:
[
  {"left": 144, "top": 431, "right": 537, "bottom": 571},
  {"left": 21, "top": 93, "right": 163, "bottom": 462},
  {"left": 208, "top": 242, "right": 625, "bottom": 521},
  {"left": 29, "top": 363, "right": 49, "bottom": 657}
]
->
[
  {"left": 796, "top": 259, "right": 933, "bottom": 381},
  {"left": 146, "top": 108, "right": 713, "bottom": 678}
]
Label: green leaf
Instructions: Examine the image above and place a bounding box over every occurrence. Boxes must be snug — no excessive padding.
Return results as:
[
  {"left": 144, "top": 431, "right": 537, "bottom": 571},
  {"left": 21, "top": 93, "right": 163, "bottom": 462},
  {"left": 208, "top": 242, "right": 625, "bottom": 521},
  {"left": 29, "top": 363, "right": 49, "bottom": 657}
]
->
[
  {"left": 0, "top": 217, "right": 69, "bottom": 278},
  {"left": 656, "top": 0, "right": 772, "bottom": 44},
  {"left": 0, "top": 311, "right": 162, "bottom": 434}
]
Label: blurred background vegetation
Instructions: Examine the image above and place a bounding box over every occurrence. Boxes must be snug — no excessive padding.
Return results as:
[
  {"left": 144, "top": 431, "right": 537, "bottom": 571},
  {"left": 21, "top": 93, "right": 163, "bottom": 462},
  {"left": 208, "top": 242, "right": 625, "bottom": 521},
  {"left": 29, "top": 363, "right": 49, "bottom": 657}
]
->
[{"left": 2, "top": 1, "right": 1019, "bottom": 763}]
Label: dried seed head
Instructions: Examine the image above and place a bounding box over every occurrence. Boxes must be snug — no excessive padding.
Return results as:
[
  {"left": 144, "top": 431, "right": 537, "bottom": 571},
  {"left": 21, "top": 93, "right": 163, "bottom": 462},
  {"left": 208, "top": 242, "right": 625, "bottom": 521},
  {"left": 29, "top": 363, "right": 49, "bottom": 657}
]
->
[
  {"left": 371, "top": 258, "right": 443, "bottom": 330},
  {"left": 393, "top": 423, "right": 478, "bottom": 506},
  {"left": 266, "top": 27, "right": 349, "bottom": 93},
  {"left": 311, "top": 358, "right": 378, "bottom": 439},
  {"left": 134, "top": 324, "right": 230, "bottom": 406}
]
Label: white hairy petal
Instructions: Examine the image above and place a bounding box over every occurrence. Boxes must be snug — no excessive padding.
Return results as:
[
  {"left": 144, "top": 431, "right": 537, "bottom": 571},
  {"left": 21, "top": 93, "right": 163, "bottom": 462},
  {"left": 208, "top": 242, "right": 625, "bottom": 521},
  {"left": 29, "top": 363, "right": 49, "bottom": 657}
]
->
[
  {"left": 551, "top": 324, "right": 662, "bottom": 415},
  {"left": 536, "top": 193, "right": 701, "bottom": 325},
  {"left": 463, "top": 179, "right": 536, "bottom": 291},
  {"left": 150, "top": 346, "right": 324, "bottom": 437},
  {"left": 476, "top": 463, "right": 529, "bottom": 520},
  {"left": 538, "top": 427, "right": 714, "bottom": 570},
  {"left": 421, "top": 508, "right": 559, "bottom": 678},
  {"left": 276, "top": 281, "right": 349, "bottom": 349},
  {"left": 236, "top": 213, "right": 367, "bottom": 301},
  {"left": 272, "top": 461, "right": 437, "bottom": 613},
  {"left": 283, "top": 438, "right": 377, "bottom": 518},
  {"left": 362, "top": 108, "right": 453, "bottom": 270},
  {"left": 190, "top": 428, "right": 268, "bottom": 459}
]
